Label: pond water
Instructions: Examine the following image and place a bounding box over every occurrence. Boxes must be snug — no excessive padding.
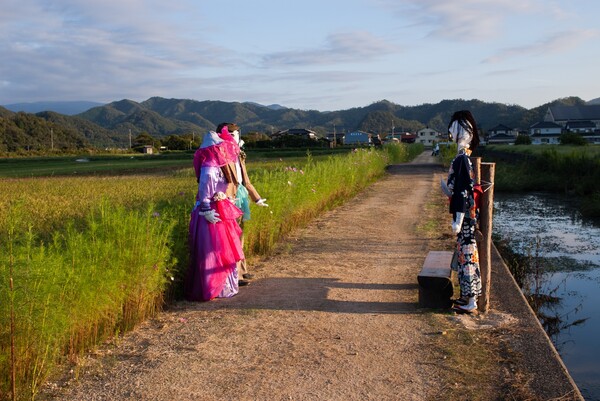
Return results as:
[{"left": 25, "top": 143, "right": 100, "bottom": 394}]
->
[{"left": 493, "top": 193, "right": 600, "bottom": 400}]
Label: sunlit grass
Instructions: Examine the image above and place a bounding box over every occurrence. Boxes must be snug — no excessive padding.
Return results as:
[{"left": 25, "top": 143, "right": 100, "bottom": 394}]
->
[{"left": 0, "top": 143, "right": 419, "bottom": 399}]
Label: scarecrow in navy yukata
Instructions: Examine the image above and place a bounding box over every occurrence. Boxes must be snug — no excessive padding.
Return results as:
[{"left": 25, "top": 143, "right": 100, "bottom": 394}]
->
[{"left": 441, "top": 110, "right": 482, "bottom": 313}]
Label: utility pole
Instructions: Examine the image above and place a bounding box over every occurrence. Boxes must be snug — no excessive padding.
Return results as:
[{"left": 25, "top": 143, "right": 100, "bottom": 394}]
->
[{"left": 333, "top": 124, "right": 336, "bottom": 147}]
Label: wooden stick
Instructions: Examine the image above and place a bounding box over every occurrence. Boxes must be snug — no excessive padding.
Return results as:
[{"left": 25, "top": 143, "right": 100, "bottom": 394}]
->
[{"left": 478, "top": 162, "right": 495, "bottom": 313}]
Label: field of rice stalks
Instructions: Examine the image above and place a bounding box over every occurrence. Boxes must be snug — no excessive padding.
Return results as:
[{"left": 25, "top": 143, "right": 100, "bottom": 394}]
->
[{"left": 0, "top": 144, "right": 421, "bottom": 400}]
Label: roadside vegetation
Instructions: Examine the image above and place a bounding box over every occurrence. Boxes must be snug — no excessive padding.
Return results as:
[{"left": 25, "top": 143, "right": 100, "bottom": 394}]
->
[
  {"left": 479, "top": 144, "right": 600, "bottom": 218},
  {"left": 0, "top": 143, "right": 421, "bottom": 400},
  {"left": 438, "top": 143, "right": 600, "bottom": 218}
]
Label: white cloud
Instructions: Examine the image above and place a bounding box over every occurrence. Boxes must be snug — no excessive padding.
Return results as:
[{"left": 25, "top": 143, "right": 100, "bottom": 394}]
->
[
  {"left": 262, "top": 31, "right": 401, "bottom": 66},
  {"left": 376, "top": 0, "right": 562, "bottom": 41},
  {"left": 483, "top": 29, "right": 598, "bottom": 63}
]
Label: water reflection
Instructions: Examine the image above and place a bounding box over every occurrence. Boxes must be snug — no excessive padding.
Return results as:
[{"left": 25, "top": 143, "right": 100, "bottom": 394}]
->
[{"left": 493, "top": 193, "right": 600, "bottom": 400}]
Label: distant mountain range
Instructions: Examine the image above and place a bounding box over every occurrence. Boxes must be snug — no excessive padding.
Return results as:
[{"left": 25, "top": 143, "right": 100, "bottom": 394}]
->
[
  {"left": 2, "top": 101, "right": 106, "bottom": 115},
  {"left": 0, "top": 96, "right": 596, "bottom": 151},
  {"left": 587, "top": 97, "right": 600, "bottom": 105}
]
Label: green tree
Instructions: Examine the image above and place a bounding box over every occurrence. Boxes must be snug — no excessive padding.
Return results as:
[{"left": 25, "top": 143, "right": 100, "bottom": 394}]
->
[
  {"left": 162, "top": 134, "right": 190, "bottom": 150},
  {"left": 514, "top": 134, "right": 532, "bottom": 145},
  {"left": 242, "top": 131, "right": 270, "bottom": 146},
  {"left": 559, "top": 132, "right": 587, "bottom": 146}
]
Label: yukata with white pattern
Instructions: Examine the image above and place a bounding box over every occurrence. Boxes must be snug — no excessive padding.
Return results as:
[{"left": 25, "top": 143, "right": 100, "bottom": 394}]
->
[
  {"left": 443, "top": 110, "right": 482, "bottom": 312},
  {"left": 446, "top": 150, "right": 481, "bottom": 300}
]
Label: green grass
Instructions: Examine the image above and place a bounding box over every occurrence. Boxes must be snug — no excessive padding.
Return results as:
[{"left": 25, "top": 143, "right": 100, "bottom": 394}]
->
[
  {"left": 486, "top": 143, "right": 600, "bottom": 156},
  {"left": 0, "top": 153, "right": 198, "bottom": 178},
  {"left": 480, "top": 144, "right": 600, "bottom": 217},
  {"left": 0, "top": 148, "right": 353, "bottom": 178},
  {"left": 0, "top": 143, "right": 420, "bottom": 399}
]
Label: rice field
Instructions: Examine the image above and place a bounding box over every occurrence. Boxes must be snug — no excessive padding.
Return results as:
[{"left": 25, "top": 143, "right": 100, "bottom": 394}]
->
[{"left": 0, "top": 143, "right": 422, "bottom": 400}]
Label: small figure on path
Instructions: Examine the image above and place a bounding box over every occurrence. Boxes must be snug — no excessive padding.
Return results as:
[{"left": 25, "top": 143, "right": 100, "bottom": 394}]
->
[
  {"left": 185, "top": 124, "right": 245, "bottom": 301},
  {"left": 442, "top": 110, "right": 482, "bottom": 313}
]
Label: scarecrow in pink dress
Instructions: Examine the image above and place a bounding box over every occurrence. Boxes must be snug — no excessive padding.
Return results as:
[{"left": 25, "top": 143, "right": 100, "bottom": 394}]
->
[{"left": 185, "top": 123, "right": 245, "bottom": 301}]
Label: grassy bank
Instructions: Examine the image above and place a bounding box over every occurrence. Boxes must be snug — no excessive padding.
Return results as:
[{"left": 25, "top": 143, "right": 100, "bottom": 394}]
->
[
  {"left": 441, "top": 144, "right": 600, "bottom": 218},
  {"left": 0, "top": 143, "right": 419, "bottom": 400}
]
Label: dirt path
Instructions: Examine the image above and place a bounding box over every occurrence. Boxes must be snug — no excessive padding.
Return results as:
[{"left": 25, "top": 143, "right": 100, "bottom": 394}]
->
[{"left": 43, "top": 152, "right": 463, "bottom": 401}]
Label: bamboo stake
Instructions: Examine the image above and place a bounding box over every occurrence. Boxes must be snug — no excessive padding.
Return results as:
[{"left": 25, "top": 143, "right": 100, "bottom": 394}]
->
[{"left": 478, "top": 162, "right": 495, "bottom": 313}]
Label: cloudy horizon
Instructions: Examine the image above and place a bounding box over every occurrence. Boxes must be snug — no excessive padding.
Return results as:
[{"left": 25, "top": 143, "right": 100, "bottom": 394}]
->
[{"left": 2, "top": 0, "right": 598, "bottom": 112}]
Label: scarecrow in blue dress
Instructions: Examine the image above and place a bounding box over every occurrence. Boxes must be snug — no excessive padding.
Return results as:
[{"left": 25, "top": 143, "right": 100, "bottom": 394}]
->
[{"left": 441, "top": 110, "right": 481, "bottom": 313}]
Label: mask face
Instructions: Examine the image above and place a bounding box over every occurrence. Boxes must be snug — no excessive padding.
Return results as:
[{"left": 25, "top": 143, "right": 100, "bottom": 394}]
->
[
  {"left": 231, "top": 130, "right": 240, "bottom": 144},
  {"left": 449, "top": 120, "right": 472, "bottom": 149}
]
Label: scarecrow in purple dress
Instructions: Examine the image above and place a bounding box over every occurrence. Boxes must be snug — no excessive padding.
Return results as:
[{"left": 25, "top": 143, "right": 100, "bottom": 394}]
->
[
  {"left": 441, "top": 110, "right": 482, "bottom": 313},
  {"left": 185, "top": 124, "right": 245, "bottom": 301}
]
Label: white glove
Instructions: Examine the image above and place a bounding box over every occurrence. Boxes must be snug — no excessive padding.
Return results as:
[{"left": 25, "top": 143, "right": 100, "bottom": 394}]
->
[
  {"left": 451, "top": 212, "right": 465, "bottom": 234},
  {"left": 256, "top": 198, "right": 269, "bottom": 207},
  {"left": 200, "top": 209, "right": 221, "bottom": 224},
  {"left": 440, "top": 178, "right": 452, "bottom": 197}
]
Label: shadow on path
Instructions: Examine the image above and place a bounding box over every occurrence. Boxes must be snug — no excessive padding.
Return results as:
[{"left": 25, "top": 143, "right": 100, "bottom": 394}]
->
[{"left": 183, "top": 277, "right": 421, "bottom": 315}]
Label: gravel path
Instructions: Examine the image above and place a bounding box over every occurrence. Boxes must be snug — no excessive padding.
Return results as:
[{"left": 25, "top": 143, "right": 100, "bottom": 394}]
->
[{"left": 42, "top": 152, "right": 474, "bottom": 401}]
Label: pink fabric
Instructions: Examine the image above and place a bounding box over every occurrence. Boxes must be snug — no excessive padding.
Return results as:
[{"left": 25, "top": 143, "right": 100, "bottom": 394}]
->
[
  {"left": 193, "top": 141, "right": 239, "bottom": 178},
  {"left": 186, "top": 199, "right": 244, "bottom": 301},
  {"left": 186, "top": 125, "right": 245, "bottom": 301},
  {"left": 218, "top": 126, "right": 236, "bottom": 143}
]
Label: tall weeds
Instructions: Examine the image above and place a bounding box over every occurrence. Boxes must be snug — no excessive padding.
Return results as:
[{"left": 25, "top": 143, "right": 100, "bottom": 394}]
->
[
  {"left": 0, "top": 143, "right": 418, "bottom": 399},
  {"left": 483, "top": 146, "right": 600, "bottom": 217},
  {"left": 0, "top": 201, "right": 176, "bottom": 400}
]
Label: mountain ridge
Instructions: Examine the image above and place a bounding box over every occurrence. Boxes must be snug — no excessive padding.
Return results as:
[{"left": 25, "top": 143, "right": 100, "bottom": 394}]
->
[{"left": 0, "top": 96, "right": 594, "bottom": 151}]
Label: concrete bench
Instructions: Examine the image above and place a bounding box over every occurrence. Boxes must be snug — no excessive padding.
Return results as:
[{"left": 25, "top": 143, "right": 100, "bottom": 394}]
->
[{"left": 417, "top": 251, "right": 454, "bottom": 309}]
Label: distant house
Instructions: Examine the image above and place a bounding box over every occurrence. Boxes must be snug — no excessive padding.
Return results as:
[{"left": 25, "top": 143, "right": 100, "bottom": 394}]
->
[
  {"left": 487, "top": 124, "right": 518, "bottom": 145},
  {"left": 565, "top": 122, "right": 600, "bottom": 144},
  {"left": 385, "top": 133, "right": 403, "bottom": 142},
  {"left": 565, "top": 120, "right": 596, "bottom": 134},
  {"left": 416, "top": 127, "right": 441, "bottom": 146},
  {"left": 142, "top": 145, "right": 153, "bottom": 154},
  {"left": 325, "top": 132, "right": 345, "bottom": 146},
  {"left": 344, "top": 131, "right": 371, "bottom": 145},
  {"left": 529, "top": 122, "right": 562, "bottom": 145},
  {"left": 271, "top": 128, "right": 318, "bottom": 140},
  {"left": 400, "top": 132, "right": 416, "bottom": 144},
  {"left": 544, "top": 105, "right": 600, "bottom": 129},
  {"left": 544, "top": 105, "right": 600, "bottom": 144}
]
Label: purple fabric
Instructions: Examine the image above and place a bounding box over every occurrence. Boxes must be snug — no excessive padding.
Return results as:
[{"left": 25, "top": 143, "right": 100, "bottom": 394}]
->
[{"left": 185, "top": 168, "right": 245, "bottom": 302}]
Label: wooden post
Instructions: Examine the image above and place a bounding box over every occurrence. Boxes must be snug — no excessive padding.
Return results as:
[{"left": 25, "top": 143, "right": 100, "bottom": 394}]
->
[{"left": 478, "top": 162, "right": 495, "bottom": 313}]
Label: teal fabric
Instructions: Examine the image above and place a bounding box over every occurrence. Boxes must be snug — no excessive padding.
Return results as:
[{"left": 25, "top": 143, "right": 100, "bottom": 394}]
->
[{"left": 235, "top": 184, "right": 251, "bottom": 221}]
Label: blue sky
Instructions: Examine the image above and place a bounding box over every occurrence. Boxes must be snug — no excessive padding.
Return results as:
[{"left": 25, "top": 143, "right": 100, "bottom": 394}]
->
[{"left": 1, "top": 0, "right": 598, "bottom": 111}]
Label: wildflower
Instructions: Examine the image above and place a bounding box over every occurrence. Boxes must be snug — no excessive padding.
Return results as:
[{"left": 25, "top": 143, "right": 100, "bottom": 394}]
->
[
  {"left": 288, "top": 181, "right": 292, "bottom": 186},
  {"left": 179, "top": 191, "right": 185, "bottom": 196},
  {"left": 170, "top": 276, "right": 175, "bottom": 281},
  {"left": 179, "top": 318, "right": 188, "bottom": 323},
  {"left": 300, "top": 170, "right": 304, "bottom": 174},
  {"left": 311, "top": 188, "right": 316, "bottom": 193},
  {"left": 292, "top": 167, "right": 297, "bottom": 172},
  {"left": 152, "top": 212, "right": 160, "bottom": 218}
]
